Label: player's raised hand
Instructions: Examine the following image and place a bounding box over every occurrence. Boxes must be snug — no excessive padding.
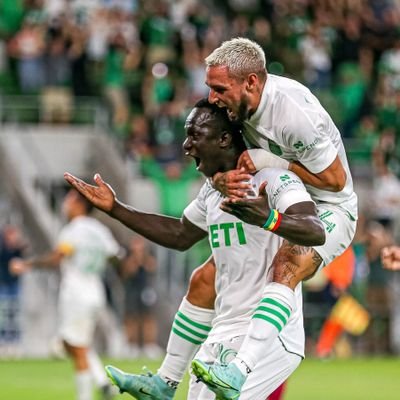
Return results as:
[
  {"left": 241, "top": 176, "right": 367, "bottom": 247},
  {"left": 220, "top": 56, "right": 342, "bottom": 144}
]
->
[
  {"left": 212, "top": 168, "right": 252, "bottom": 198},
  {"left": 220, "top": 181, "right": 270, "bottom": 227},
  {"left": 64, "top": 172, "right": 116, "bottom": 213},
  {"left": 381, "top": 246, "right": 400, "bottom": 271}
]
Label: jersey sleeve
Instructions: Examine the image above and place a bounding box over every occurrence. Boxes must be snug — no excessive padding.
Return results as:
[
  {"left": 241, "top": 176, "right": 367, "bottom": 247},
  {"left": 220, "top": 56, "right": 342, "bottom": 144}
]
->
[
  {"left": 183, "top": 182, "right": 210, "bottom": 232},
  {"left": 56, "top": 226, "right": 75, "bottom": 256},
  {"left": 256, "top": 168, "right": 314, "bottom": 212},
  {"left": 283, "top": 102, "right": 337, "bottom": 174}
]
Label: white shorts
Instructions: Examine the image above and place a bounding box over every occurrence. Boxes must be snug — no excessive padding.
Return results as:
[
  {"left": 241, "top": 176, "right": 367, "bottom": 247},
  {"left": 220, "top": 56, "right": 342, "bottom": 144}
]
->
[
  {"left": 313, "top": 204, "right": 357, "bottom": 268},
  {"left": 188, "top": 335, "right": 302, "bottom": 400},
  {"left": 58, "top": 291, "right": 104, "bottom": 347}
]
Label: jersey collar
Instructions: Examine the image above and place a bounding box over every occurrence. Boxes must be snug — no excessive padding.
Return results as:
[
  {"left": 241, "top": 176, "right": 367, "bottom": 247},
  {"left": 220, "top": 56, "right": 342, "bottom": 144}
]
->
[{"left": 248, "top": 74, "right": 275, "bottom": 124}]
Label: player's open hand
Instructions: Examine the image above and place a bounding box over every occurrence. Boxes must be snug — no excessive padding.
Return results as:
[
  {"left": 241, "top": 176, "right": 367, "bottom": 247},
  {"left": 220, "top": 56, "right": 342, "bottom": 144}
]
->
[
  {"left": 212, "top": 168, "right": 252, "bottom": 198},
  {"left": 381, "top": 246, "right": 400, "bottom": 271},
  {"left": 64, "top": 172, "right": 116, "bottom": 213},
  {"left": 237, "top": 150, "right": 257, "bottom": 173},
  {"left": 220, "top": 181, "right": 270, "bottom": 227}
]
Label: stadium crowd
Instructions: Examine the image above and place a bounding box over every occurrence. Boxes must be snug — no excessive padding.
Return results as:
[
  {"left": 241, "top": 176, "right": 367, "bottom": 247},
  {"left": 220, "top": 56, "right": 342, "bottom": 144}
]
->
[{"left": 1, "top": 0, "right": 400, "bottom": 363}]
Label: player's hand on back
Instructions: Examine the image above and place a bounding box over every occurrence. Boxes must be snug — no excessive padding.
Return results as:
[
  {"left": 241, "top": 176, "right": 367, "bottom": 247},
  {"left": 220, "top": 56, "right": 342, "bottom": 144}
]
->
[
  {"left": 212, "top": 168, "right": 252, "bottom": 199},
  {"left": 237, "top": 150, "right": 257, "bottom": 173},
  {"left": 220, "top": 181, "right": 270, "bottom": 227},
  {"left": 64, "top": 172, "right": 116, "bottom": 213}
]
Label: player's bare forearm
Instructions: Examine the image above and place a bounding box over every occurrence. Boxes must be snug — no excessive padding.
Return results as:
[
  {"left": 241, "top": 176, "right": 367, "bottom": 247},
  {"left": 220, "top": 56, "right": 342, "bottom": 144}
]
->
[
  {"left": 274, "top": 210, "right": 325, "bottom": 246},
  {"left": 289, "top": 156, "right": 346, "bottom": 192},
  {"left": 11, "top": 250, "right": 63, "bottom": 275},
  {"left": 221, "top": 199, "right": 325, "bottom": 246},
  {"left": 110, "top": 200, "right": 206, "bottom": 251}
]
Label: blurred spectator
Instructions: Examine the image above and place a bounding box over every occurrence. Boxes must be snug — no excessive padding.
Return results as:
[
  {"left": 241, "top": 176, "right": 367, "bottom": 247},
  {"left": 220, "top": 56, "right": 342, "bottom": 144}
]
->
[
  {"left": 299, "top": 22, "right": 332, "bottom": 90},
  {"left": 141, "top": 156, "right": 200, "bottom": 218},
  {"left": 333, "top": 62, "right": 368, "bottom": 137},
  {"left": 121, "top": 234, "right": 163, "bottom": 359},
  {"left": 40, "top": 20, "right": 73, "bottom": 123},
  {"left": 0, "top": 224, "right": 27, "bottom": 296},
  {"left": 350, "top": 115, "right": 379, "bottom": 165},
  {"left": 0, "top": 223, "right": 28, "bottom": 349},
  {"left": 103, "top": 30, "right": 132, "bottom": 135},
  {"left": 8, "top": 16, "right": 46, "bottom": 93},
  {"left": 140, "top": 0, "right": 177, "bottom": 66},
  {"left": 364, "top": 220, "right": 392, "bottom": 354}
]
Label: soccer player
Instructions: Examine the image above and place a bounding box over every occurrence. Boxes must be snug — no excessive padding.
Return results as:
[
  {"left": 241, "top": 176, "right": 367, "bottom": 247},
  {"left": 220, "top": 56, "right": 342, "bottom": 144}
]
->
[
  {"left": 10, "top": 188, "right": 121, "bottom": 400},
  {"left": 64, "top": 99, "right": 325, "bottom": 399},
  {"left": 186, "top": 37, "right": 358, "bottom": 398}
]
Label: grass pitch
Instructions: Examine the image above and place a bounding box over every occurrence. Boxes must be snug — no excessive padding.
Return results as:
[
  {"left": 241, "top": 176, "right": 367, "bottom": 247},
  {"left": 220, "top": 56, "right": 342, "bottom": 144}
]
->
[{"left": 0, "top": 357, "right": 399, "bottom": 399}]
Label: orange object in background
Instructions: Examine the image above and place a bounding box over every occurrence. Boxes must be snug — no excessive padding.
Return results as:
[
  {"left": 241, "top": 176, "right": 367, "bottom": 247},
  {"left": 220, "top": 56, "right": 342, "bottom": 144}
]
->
[
  {"left": 316, "top": 246, "right": 370, "bottom": 357},
  {"left": 323, "top": 246, "right": 355, "bottom": 291}
]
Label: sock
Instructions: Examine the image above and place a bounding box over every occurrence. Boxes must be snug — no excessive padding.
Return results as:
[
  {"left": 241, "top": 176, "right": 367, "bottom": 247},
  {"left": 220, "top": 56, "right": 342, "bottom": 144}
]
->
[
  {"left": 75, "top": 370, "right": 93, "bottom": 400},
  {"left": 87, "top": 349, "right": 108, "bottom": 387},
  {"left": 235, "top": 282, "right": 296, "bottom": 371},
  {"left": 158, "top": 297, "right": 215, "bottom": 384}
]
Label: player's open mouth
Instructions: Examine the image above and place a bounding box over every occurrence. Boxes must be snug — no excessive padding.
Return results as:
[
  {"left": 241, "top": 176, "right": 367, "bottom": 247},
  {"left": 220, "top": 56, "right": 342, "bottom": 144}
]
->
[
  {"left": 186, "top": 152, "right": 201, "bottom": 169},
  {"left": 193, "top": 156, "right": 201, "bottom": 169}
]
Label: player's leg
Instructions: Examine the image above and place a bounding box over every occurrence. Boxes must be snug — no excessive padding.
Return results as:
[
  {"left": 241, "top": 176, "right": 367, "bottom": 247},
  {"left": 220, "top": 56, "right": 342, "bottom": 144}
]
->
[
  {"left": 63, "top": 342, "right": 93, "bottom": 400},
  {"left": 192, "top": 207, "right": 356, "bottom": 397},
  {"left": 60, "top": 297, "right": 114, "bottom": 400},
  {"left": 239, "top": 338, "right": 301, "bottom": 400},
  {"left": 158, "top": 257, "right": 216, "bottom": 383},
  {"left": 191, "top": 336, "right": 300, "bottom": 400},
  {"left": 233, "top": 209, "right": 355, "bottom": 376},
  {"left": 106, "top": 256, "right": 217, "bottom": 399}
]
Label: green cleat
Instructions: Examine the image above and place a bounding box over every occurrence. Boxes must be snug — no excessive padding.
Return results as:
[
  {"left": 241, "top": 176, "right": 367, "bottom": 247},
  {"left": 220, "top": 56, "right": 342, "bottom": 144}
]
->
[
  {"left": 105, "top": 365, "right": 176, "bottom": 400},
  {"left": 191, "top": 359, "right": 246, "bottom": 400}
]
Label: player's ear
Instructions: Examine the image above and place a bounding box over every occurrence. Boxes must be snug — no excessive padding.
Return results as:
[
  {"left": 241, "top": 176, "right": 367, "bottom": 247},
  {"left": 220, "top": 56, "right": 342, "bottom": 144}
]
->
[
  {"left": 246, "top": 73, "right": 258, "bottom": 91},
  {"left": 220, "top": 130, "right": 232, "bottom": 148}
]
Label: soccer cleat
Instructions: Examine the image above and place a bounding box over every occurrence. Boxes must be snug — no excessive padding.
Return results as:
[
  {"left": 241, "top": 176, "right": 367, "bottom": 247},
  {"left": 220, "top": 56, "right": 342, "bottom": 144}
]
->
[
  {"left": 105, "top": 365, "right": 176, "bottom": 399},
  {"left": 191, "top": 359, "right": 246, "bottom": 400}
]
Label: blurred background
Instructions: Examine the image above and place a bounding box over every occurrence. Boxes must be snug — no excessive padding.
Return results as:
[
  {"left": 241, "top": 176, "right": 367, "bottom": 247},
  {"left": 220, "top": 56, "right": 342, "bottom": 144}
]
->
[{"left": 1, "top": 0, "right": 400, "bottom": 374}]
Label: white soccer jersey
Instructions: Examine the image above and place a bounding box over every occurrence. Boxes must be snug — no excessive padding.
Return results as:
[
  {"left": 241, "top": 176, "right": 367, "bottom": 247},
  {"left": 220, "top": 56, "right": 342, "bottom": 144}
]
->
[
  {"left": 243, "top": 74, "right": 358, "bottom": 220},
  {"left": 57, "top": 215, "right": 120, "bottom": 305},
  {"left": 184, "top": 168, "right": 312, "bottom": 357}
]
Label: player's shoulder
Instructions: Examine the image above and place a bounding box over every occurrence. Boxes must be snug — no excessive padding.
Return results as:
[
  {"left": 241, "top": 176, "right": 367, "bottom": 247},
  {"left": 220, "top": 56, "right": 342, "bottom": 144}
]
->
[
  {"left": 253, "top": 168, "right": 304, "bottom": 194},
  {"left": 254, "top": 167, "right": 302, "bottom": 184},
  {"left": 196, "top": 179, "right": 215, "bottom": 200},
  {"left": 271, "top": 74, "right": 320, "bottom": 113}
]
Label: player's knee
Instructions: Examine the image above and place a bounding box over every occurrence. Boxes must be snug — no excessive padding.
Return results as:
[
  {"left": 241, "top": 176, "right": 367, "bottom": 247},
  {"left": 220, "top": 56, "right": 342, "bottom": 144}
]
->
[{"left": 186, "top": 261, "right": 216, "bottom": 309}]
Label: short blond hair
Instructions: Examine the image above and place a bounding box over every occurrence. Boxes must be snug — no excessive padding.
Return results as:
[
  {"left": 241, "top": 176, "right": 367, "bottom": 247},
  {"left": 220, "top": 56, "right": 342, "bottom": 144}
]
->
[{"left": 205, "top": 37, "right": 266, "bottom": 80}]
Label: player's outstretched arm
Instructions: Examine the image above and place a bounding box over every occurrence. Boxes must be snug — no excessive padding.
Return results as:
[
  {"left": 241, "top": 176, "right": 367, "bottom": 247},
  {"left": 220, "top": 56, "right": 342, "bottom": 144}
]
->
[
  {"left": 381, "top": 246, "right": 400, "bottom": 271},
  {"left": 289, "top": 156, "right": 346, "bottom": 192},
  {"left": 221, "top": 182, "right": 325, "bottom": 246},
  {"left": 64, "top": 172, "right": 207, "bottom": 251}
]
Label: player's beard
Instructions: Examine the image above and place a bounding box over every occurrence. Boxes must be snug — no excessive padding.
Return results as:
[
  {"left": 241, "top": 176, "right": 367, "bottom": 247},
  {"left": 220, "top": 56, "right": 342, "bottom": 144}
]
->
[{"left": 228, "top": 97, "right": 251, "bottom": 122}]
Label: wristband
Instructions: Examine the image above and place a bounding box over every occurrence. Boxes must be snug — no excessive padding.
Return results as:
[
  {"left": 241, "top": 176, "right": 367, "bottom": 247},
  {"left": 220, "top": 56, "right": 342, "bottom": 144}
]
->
[{"left": 262, "top": 209, "right": 282, "bottom": 232}]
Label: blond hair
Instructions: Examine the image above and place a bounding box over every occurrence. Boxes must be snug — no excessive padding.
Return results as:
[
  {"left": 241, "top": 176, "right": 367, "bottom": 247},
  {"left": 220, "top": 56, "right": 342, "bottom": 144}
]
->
[{"left": 205, "top": 37, "right": 267, "bottom": 81}]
